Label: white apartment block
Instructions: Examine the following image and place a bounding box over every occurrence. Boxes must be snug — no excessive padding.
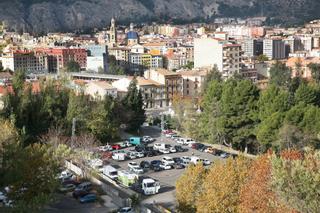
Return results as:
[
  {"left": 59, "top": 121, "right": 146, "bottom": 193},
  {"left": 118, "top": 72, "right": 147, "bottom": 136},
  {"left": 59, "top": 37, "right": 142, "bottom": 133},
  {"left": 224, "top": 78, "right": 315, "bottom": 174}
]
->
[
  {"left": 1, "top": 51, "right": 49, "bottom": 74},
  {"left": 194, "top": 38, "right": 241, "bottom": 78},
  {"left": 263, "top": 39, "right": 286, "bottom": 60}
]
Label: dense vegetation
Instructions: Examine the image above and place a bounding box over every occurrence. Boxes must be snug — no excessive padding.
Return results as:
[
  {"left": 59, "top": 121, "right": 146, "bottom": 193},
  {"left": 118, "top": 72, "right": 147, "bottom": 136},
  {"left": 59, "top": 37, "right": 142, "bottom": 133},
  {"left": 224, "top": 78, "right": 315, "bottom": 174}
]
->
[
  {"left": 0, "top": 69, "right": 145, "bottom": 211},
  {"left": 173, "top": 61, "right": 320, "bottom": 154},
  {"left": 176, "top": 150, "right": 320, "bottom": 213}
]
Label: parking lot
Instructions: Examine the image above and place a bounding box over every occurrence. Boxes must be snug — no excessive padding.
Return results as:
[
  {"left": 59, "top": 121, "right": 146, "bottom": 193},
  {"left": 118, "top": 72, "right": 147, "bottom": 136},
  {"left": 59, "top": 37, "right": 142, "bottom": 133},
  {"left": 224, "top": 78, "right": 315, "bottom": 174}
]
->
[{"left": 107, "top": 126, "right": 224, "bottom": 210}]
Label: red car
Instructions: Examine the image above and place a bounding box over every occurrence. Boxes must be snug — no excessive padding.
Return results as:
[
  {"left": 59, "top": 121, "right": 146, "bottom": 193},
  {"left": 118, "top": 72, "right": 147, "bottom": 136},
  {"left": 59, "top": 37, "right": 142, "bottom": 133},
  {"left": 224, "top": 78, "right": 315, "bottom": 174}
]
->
[
  {"left": 111, "top": 144, "right": 121, "bottom": 150},
  {"left": 162, "top": 129, "right": 173, "bottom": 134}
]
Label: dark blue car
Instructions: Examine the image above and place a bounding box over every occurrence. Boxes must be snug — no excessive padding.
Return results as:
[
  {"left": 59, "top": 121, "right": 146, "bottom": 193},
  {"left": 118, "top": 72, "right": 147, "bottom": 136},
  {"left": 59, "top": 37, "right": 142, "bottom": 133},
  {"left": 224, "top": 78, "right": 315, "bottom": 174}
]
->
[{"left": 79, "top": 193, "right": 97, "bottom": 203}]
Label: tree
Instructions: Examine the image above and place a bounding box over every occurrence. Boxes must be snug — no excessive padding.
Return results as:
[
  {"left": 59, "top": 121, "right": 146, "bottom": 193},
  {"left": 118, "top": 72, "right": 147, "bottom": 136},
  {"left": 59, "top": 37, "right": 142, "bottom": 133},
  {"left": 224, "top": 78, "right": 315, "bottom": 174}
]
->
[
  {"left": 65, "top": 60, "right": 80, "bottom": 72},
  {"left": 269, "top": 61, "right": 292, "bottom": 89},
  {"left": 66, "top": 91, "right": 92, "bottom": 133},
  {"left": 257, "top": 54, "right": 269, "bottom": 62},
  {"left": 196, "top": 157, "right": 251, "bottom": 212},
  {"left": 276, "top": 124, "right": 305, "bottom": 151},
  {"left": 239, "top": 154, "right": 294, "bottom": 213},
  {"left": 217, "top": 79, "right": 260, "bottom": 151},
  {"left": 271, "top": 150, "right": 320, "bottom": 213},
  {"left": 308, "top": 63, "right": 320, "bottom": 84},
  {"left": 122, "top": 78, "right": 145, "bottom": 132},
  {"left": 176, "top": 164, "right": 206, "bottom": 213},
  {"left": 1, "top": 141, "right": 65, "bottom": 212},
  {"left": 87, "top": 96, "right": 120, "bottom": 143},
  {"left": 294, "top": 83, "right": 318, "bottom": 105},
  {"left": 201, "top": 65, "right": 222, "bottom": 93}
]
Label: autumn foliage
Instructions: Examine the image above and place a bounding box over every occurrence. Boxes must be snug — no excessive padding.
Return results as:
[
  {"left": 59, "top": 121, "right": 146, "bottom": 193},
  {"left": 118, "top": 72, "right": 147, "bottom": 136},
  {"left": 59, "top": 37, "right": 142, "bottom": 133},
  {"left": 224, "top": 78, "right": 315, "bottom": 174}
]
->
[{"left": 175, "top": 150, "right": 317, "bottom": 213}]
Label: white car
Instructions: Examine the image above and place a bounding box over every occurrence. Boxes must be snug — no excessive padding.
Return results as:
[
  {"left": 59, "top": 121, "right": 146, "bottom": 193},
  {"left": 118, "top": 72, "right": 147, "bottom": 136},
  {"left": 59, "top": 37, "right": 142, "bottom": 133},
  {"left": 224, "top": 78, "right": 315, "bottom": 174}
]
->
[
  {"left": 162, "top": 156, "right": 175, "bottom": 166},
  {"left": 165, "top": 133, "right": 175, "bottom": 138},
  {"left": 127, "top": 152, "right": 137, "bottom": 159},
  {"left": 169, "top": 147, "right": 177, "bottom": 153},
  {"left": 159, "top": 163, "right": 172, "bottom": 170},
  {"left": 176, "top": 138, "right": 185, "bottom": 145},
  {"left": 181, "top": 156, "right": 191, "bottom": 163},
  {"left": 202, "top": 159, "right": 211, "bottom": 166},
  {"left": 58, "top": 170, "right": 73, "bottom": 180},
  {"left": 142, "top": 136, "right": 154, "bottom": 143},
  {"left": 128, "top": 162, "right": 144, "bottom": 174},
  {"left": 99, "top": 145, "right": 113, "bottom": 152},
  {"left": 0, "top": 191, "right": 6, "bottom": 202},
  {"left": 135, "top": 151, "right": 145, "bottom": 158},
  {"left": 159, "top": 147, "right": 170, "bottom": 154},
  {"left": 153, "top": 143, "right": 165, "bottom": 150}
]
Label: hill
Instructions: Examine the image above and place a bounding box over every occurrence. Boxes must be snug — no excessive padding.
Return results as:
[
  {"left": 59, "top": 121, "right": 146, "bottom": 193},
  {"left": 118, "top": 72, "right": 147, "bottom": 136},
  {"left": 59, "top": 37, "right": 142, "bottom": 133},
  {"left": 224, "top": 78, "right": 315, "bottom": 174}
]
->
[{"left": 0, "top": 0, "right": 319, "bottom": 33}]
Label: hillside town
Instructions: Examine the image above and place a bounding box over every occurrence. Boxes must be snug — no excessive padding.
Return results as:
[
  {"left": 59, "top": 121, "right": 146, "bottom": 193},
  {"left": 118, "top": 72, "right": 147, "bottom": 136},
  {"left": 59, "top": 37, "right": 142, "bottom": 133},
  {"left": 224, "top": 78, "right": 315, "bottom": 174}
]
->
[
  {"left": 1, "top": 18, "right": 320, "bottom": 107},
  {"left": 0, "top": 16, "right": 320, "bottom": 213}
]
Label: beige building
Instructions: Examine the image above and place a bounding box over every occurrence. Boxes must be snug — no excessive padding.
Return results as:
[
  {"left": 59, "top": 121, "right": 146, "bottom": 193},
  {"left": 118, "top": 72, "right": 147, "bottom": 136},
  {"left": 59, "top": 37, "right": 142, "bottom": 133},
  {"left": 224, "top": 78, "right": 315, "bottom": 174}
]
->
[
  {"left": 112, "top": 77, "right": 166, "bottom": 109},
  {"left": 144, "top": 69, "right": 182, "bottom": 105},
  {"left": 178, "top": 69, "right": 208, "bottom": 97},
  {"left": 85, "top": 81, "right": 117, "bottom": 99}
]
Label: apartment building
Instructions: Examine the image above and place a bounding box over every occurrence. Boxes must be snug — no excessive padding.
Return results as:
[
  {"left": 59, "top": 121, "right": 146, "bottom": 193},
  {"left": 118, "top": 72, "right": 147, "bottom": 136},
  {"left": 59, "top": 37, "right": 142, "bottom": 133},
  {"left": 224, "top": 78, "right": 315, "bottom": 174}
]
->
[
  {"left": 178, "top": 69, "right": 207, "bottom": 97},
  {"left": 35, "top": 47, "right": 87, "bottom": 73},
  {"left": 194, "top": 37, "right": 241, "bottom": 78},
  {"left": 112, "top": 77, "right": 166, "bottom": 109},
  {"left": 2, "top": 50, "right": 50, "bottom": 74},
  {"left": 129, "top": 53, "right": 163, "bottom": 74},
  {"left": 263, "top": 39, "right": 286, "bottom": 60},
  {"left": 144, "top": 69, "right": 182, "bottom": 106},
  {"left": 242, "top": 38, "right": 263, "bottom": 57}
]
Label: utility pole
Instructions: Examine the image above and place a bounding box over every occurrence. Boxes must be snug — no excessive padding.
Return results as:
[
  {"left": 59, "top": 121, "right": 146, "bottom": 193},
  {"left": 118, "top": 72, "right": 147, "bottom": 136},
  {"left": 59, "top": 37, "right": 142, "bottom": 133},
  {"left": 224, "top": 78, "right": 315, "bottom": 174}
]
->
[{"left": 71, "top": 117, "right": 76, "bottom": 147}]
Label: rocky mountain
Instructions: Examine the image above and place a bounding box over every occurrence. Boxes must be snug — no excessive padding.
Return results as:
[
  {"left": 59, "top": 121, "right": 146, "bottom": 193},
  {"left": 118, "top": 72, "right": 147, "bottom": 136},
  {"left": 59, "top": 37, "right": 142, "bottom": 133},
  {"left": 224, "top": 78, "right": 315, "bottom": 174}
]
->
[{"left": 0, "top": 0, "right": 320, "bottom": 33}]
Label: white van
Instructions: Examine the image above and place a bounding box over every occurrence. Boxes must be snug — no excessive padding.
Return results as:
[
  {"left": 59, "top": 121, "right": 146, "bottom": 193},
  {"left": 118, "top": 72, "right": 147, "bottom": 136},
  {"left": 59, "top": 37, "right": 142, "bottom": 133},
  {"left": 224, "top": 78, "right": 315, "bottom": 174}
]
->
[{"left": 103, "top": 165, "right": 118, "bottom": 180}]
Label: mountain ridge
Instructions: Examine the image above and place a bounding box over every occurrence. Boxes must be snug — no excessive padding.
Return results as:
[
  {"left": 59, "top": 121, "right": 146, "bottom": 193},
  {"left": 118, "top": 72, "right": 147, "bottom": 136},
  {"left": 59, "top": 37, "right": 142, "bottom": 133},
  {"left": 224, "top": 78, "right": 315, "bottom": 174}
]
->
[{"left": 0, "top": 0, "right": 319, "bottom": 33}]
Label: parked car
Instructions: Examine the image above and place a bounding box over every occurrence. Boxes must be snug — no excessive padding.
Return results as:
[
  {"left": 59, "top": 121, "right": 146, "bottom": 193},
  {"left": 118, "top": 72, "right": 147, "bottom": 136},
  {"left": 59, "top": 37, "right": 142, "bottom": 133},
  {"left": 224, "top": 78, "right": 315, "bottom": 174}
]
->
[
  {"left": 153, "top": 143, "right": 166, "bottom": 151},
  {"left": 162, "top": 156, "right": 175, "bottom": 166},
  {"left": 112, "top": 144, "right": 121, "bottom": 150},
  {"left": 181, "top": 156, "right": 191, "bottom": 166},
  {"left": 165, "top": 132, "right": 175, "bottom": 138},
  {"left": 199, "top": 145, "right": 208, "bottom": 152},
  {"left": 137, "top": 151, "right": 145, "bottom": 158},
  {"left": 73, "top": 190, "right": 89, "bottom": 199},
  {"left": 162, "top": 129, "right": 173, "bottom": 134},
  {"left": 169, "top": 146, "right": 177, "bottom": 153},
  {"left": 174, "top": 145, "right": 188, "bottom": 152},
  {"left": 204, "top": 147, "right": 216, "bottom": 154},
  {"left": 127, "top": 152, "right": 137, "bottom": 159},
  {"left": 140, "top": 161, "right": 150, "bottom": 169},
  {"left": 191, "top": 143, "right": 205, "bottom": 150},
  {"left": 58, "top": 170, "right": 73, "bottom": 180},
  {"left": 59, "top": 184, "right": 76, "bottom": 193},
  {"left": 220, "top": 152, "right": 230, "bottom": 158},
  {"left": 99, "top": 145, "right": 113, "bottom": 152},
  {"left": 159, "top": 163, "right": 172, "bottom": 170},
  {"left": 190, "top": 156, "right": 203, "bottom": 165},
  {"left": 173, "top": 163, "right": 185, "bottom": 169},
  {"left": 118, "top": 207, "right": 135, "bottom": 213},
  {"left": 159, "top": 147, "right": 170, "bottom": 154},
  {"left": 75, "top": 182, "right": 92, "bottom": 192},
  {"left": 173, "top": 157, "right": 183, "bottom": 164},
  {"left": 202, "top": 159, "right": 211, "bottom": 166},
  {"left": 0, "top": 191, "right": 6, "bottom": 202},
  {"left": 170, "top": 134, "right": 180, "bottom": 140},
  {"left": 150, "top": 160, "right": 163, "bottom": 172},
  {"left": 142, "top": 136, "right": 154, "bottom": 143},
  {"left": 128, "top": 162, "right": 144, "bottom": 174},
  {"left": 79, "top": 193, "right": 97, "bottom": 203}
]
